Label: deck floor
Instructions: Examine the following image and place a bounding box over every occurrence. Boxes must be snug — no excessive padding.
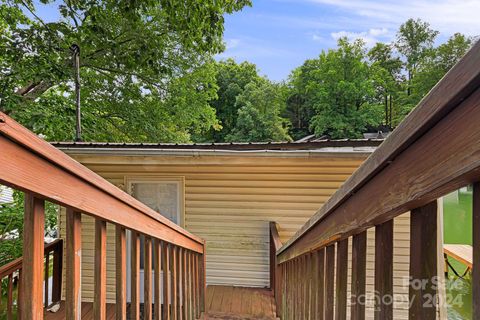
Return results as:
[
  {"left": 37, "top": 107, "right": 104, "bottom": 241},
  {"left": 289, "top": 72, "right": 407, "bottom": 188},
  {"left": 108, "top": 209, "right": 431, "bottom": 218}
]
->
[{"left": 43, "top": 285, "right": 277, "bottom": 320}]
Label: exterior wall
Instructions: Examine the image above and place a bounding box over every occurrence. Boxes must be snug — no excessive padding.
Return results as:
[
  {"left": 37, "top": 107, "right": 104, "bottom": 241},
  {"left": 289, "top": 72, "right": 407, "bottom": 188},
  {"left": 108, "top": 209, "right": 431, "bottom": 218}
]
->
[{"left": 58, "top": 151, "right": 407, "bottom": 312}]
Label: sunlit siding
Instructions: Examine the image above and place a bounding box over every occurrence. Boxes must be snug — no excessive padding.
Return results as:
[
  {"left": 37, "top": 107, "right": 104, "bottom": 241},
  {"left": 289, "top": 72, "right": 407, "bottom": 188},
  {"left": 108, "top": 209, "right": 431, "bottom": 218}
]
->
[{"left": 59, "top": 153, "right": 372, "bottom": 302}]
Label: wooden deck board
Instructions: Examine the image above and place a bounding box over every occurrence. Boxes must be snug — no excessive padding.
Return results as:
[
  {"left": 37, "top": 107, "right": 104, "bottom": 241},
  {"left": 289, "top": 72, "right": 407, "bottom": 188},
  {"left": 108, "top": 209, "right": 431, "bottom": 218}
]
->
[
  {"left": 43, "top": 286, "right": 276, "bottom": 319},
  {"left": 205, "top": 286, "right": 276, "bottom": 320},
  {"left": 444, "top": 244, "right": 473, "bottom": 269}
]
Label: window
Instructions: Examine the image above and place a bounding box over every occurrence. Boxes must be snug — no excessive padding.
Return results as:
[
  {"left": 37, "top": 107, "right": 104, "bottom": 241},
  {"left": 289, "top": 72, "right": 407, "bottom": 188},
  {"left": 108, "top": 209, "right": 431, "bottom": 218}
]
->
[
  {"left": 127, "top": 176, "right": 184, "bottom": 226},
  {"left": 126, "top": 177, "right": 185, "bottom": 269}
]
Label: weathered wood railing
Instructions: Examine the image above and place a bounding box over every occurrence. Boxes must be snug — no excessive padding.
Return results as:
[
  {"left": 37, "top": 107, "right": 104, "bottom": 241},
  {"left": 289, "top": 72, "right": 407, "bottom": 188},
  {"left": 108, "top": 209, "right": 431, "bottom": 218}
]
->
[
  {"left": 274, "top": 40, "right": 480, "bottom": 319},
  {"left": 269, "top": 222, "right": 283, "bottom": 312},
  {"left": 0, "top": 113, "right": 206, "bottom": 319},
  {"left": 0, "top": 239, "right": 63, "bottom": 319}
]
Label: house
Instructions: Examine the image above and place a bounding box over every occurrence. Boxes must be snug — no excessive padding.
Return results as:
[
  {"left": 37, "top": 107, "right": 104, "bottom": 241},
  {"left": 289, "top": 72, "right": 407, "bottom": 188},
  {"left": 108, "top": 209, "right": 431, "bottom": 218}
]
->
[
  {"left": 1, "top": 40, "right": 479, "bottom": 320},
  {"left": 52, "top": 139, "right": 413, "bottom": 318}
]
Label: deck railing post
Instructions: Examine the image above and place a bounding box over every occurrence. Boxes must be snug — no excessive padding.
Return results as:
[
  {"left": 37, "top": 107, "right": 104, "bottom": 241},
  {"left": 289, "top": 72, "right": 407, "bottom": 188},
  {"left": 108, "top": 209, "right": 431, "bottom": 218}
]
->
[
  {"left": 474, "top": 182, "right": 480, "bottom": 320},
  {"left": 409, "top": 201, "right": 438, "bottom": 320},
  {"left": 21, "top": 193, "right": 45, "bottom": 320},
  {"left": 199, "top": 243, "right": 207, "bottom": 316},
  {"left": 94, "top": 219, "right": 107, "bottom": 320},
  {"left": 66, "top": 208, "right": 82, "bottom": 320},
  {"left": 115, "top": 226, "right": 127, "bottom": 320}
]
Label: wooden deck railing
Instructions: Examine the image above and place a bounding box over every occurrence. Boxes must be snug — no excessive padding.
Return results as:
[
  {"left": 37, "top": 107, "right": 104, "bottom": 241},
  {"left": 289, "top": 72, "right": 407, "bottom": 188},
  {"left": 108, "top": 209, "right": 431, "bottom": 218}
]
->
[
  {"left": 0, "top": 113, "right": 206, "bottom": 319},
  {"left": 273, "top": 40, "right": 480, "bottom": 320},
  {"left": 0, "top": 239, "right": 63, "bottom": 319}
]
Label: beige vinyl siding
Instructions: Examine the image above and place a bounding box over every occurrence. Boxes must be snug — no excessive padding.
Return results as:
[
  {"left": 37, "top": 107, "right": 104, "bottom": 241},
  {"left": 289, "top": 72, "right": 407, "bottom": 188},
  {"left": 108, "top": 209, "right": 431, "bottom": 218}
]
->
[{"left": 60, "top": 153, "right": 404, "bottom": 303}]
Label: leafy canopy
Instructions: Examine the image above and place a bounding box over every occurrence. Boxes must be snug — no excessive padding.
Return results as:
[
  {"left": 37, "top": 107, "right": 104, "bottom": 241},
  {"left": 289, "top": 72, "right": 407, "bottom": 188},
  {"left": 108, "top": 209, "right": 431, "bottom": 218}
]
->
[{"left": 0, "top": 0, "right": 250, "bottom": 142}]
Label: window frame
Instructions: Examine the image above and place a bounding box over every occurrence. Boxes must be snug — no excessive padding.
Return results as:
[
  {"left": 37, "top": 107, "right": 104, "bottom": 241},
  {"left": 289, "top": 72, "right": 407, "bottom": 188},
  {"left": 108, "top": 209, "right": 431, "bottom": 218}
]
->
[{"left": 124, "top": 175, "right": 185, "bottom": 228}]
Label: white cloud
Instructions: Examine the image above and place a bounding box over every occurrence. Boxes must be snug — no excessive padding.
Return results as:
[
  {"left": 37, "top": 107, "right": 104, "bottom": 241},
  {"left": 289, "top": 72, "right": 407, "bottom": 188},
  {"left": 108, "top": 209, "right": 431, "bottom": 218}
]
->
[
  {"left": 330, "top": 28, "right": 392, "bottom": 47},
  {"left": 307, "top": 0, "right": 480, "bottom": 36},
  {"left": 225, "top": 38, "right": 240, "bottom": 50}
]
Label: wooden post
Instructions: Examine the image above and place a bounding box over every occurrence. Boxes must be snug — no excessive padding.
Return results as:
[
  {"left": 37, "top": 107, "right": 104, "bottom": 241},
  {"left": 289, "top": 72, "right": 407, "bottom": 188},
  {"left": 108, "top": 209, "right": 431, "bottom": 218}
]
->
[
  {"left": 409, "top": 201, "right": 438, "bottom": 320},
  {"left": 473, "top": 182, "right": 480, "bottom": 319},
  {"left": 94, "top": 219, "right": 107, "bottom": 320},
  {"left": 144, "top": 236, "right": 153, "bottom": 320},
  {"left": 199, "top": 245, "right": 207, "bottom": 315},
  {"left": 163, "top": 242, "right": 171, "bottom": 320},
  {"left": 66, "top": 208, "right": 82, "bottom": 320},
  {"left": 181, "top": 248, "right": 188, "bottom": 320},
  {"left": 21, "top": 194, "right": 44, "bottom": 320},
  {"left": 374, "top": 220, "right": 393, "bottom": 320},
  {"left": 154, "top": 239, "right": 162, "bottom": 320},
  {"left": 317, "top": 248, "right": 325, "bottom": 320},
  {"left": 325, "top": 245, "right": 335, "bottom": 320},
  {"left": 335, "top": 239, "right": 348, "bottom": 320},
  {"left": 171, "top": 245, "right": 178, "bottom": 320},
  {"left": 115, "top": 226, "right": 127, "bottom": 320},
  {"left": 131, "top": 231, "right": 140, "bottom": 320},
  {"left": 351, "top": 231, "right": 367, "bottom": 320}
]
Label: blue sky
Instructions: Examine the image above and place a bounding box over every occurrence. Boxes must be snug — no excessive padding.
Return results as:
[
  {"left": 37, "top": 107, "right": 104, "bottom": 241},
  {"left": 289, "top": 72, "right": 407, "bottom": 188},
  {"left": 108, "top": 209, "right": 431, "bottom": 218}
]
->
[{"left": 219, "top": 0, "right": 480, "bottom": 81}]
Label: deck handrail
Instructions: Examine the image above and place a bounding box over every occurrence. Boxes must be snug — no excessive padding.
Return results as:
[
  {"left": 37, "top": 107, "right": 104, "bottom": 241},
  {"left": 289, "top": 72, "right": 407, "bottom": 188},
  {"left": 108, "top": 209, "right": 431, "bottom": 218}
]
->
[
  {"left": 277, "top": 39, "right": 480, "bottom": 260},
  {"left": 0, "top": 113, "right": 206, "bottom": 319},
  {"left": 274, "top": 39, "right": 480, "bottom": 319}
]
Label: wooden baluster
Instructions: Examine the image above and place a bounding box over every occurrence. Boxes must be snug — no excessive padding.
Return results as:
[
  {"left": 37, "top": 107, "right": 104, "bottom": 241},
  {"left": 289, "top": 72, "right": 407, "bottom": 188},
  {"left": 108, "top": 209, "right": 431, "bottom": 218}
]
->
[
  {"left": 94, "top": 219, "right": 107, "bottom": 320},
  {"left": 324, "top": 245, "right": 335, "bottom": 320},
  {"left": 162, "top": 242, "right": 171, "bottom": 320},
  {"left": 409, "top": 201, "right": 438, "bottom": 320},
  {"left": 44, "top": 252, "right": 50, "bottom": 308},
  {"left": 336, "top": 239, "right": 348, "bottom": 320},
  {"left": 17, "top": 268, "right": 22, "bottom": 319},
  {"left": 52, "top": 240, "right": 63, "bottom": 305},
  {"left": 171, "top": 245, "right": 178, "bottom": 320},
  {"left": 144, "top": 236, "right": 153, "bottom": 320},
  {"left": 306, "top": 253, "right": 312, "bottom": 320},
  {"left": 287, "top": 260, "right": 292, "bottom": 320},
  {"left": 474, "top": 182, "right": 480, "bottom": 319},
  {"left": 299, "top": 256, "right": 304, "bottom": 320},
  {"left": 317, "top": 248, "right": 325, "bottom": 320},
  {"left": 176, "top": 247, "right": 182, "bottom": 319},
  {"left": 66, "top": 208, "right": 82, "bottom": 320},
  {"left": 351, "top": 231, "right": 367, "bottom": 320},
  {"left": 310, "top": 252, "right": 317, "bottom": 320},
  {"left": 22, "top": 194, "right": 44, "bottom": 320},
  {"left": 154, "top": 239, "right": 162, "bottom": 320},
  {"left": 185, "top": 251, "right": 191, "bottom": 320},
  {"left": 194, "top": 253, "right": 200, "bottom": 319},
  {"left": 7, "top": 274, "right": 13, "bottom": 320},
  {"left": 199, "top": 249, "right": 206, "bottom": 316},
  {"left": 293, "top": 258, "right": 297, "bottom": 318},
  {"left": 181, "top": 249, "right": 188, "bottom": 320},
  {"left": 374, "top": 220, "right": 393, "bottom": 320},
  {"left": 115, "top": 226, "right": 127, "bottom": 320},
  {"left": 131, "top": 231, "right": 141, "bottom": 320}
]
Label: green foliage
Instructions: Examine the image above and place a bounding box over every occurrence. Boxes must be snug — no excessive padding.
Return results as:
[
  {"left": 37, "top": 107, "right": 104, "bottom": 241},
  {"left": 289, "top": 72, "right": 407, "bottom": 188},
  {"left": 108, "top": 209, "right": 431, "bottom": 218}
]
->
[
  {"left": 202, "top": 59, "right": 261, "bottom": 141},
  {"left": 286, "top": 19, "right": 472, "bottom": 138},
  {"left": 293, "top": 38, "right": 382, "bottom": 139},
  {"left": 0, "top": 189, "right": 58, "bottom": 265},
  {"left": 0, "top": 0, "right": 251, "bottom": 142},
  {"left": 225, "top": 80, "right": 291, "bottom": 142}
]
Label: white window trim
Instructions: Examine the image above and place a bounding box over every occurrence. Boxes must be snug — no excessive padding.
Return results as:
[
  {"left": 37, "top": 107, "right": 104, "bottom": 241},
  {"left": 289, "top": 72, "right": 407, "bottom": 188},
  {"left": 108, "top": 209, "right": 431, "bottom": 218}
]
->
[{"left": 124, "top": 175, "right": 185, "bottom": 227}]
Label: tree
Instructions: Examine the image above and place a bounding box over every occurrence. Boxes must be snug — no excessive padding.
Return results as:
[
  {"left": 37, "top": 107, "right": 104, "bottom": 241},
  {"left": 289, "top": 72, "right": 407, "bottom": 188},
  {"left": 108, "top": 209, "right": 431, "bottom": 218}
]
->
[
  {"left": 203, "top": 59, "right": 261, "bottom": 142},
  {"left": 225, "top": 79, "right": 291, "bottom": 142},
  {"left": 368, "top": 43, "right": 403, "bottom": 128},
  {"left": 285, "top": 61, "right": 319, "bottom": 140},
  {"left": 411, "top": 33, "right": 472, "bottom": 102},
  {"left": 307, "top": 38, "right": 382, "bottom": 138},
  {"left": 0, "top": 0, "right": 251, "bottom": 142},
  {"left": 396, "top": 18, "right": 439, "bottom": 96}
]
